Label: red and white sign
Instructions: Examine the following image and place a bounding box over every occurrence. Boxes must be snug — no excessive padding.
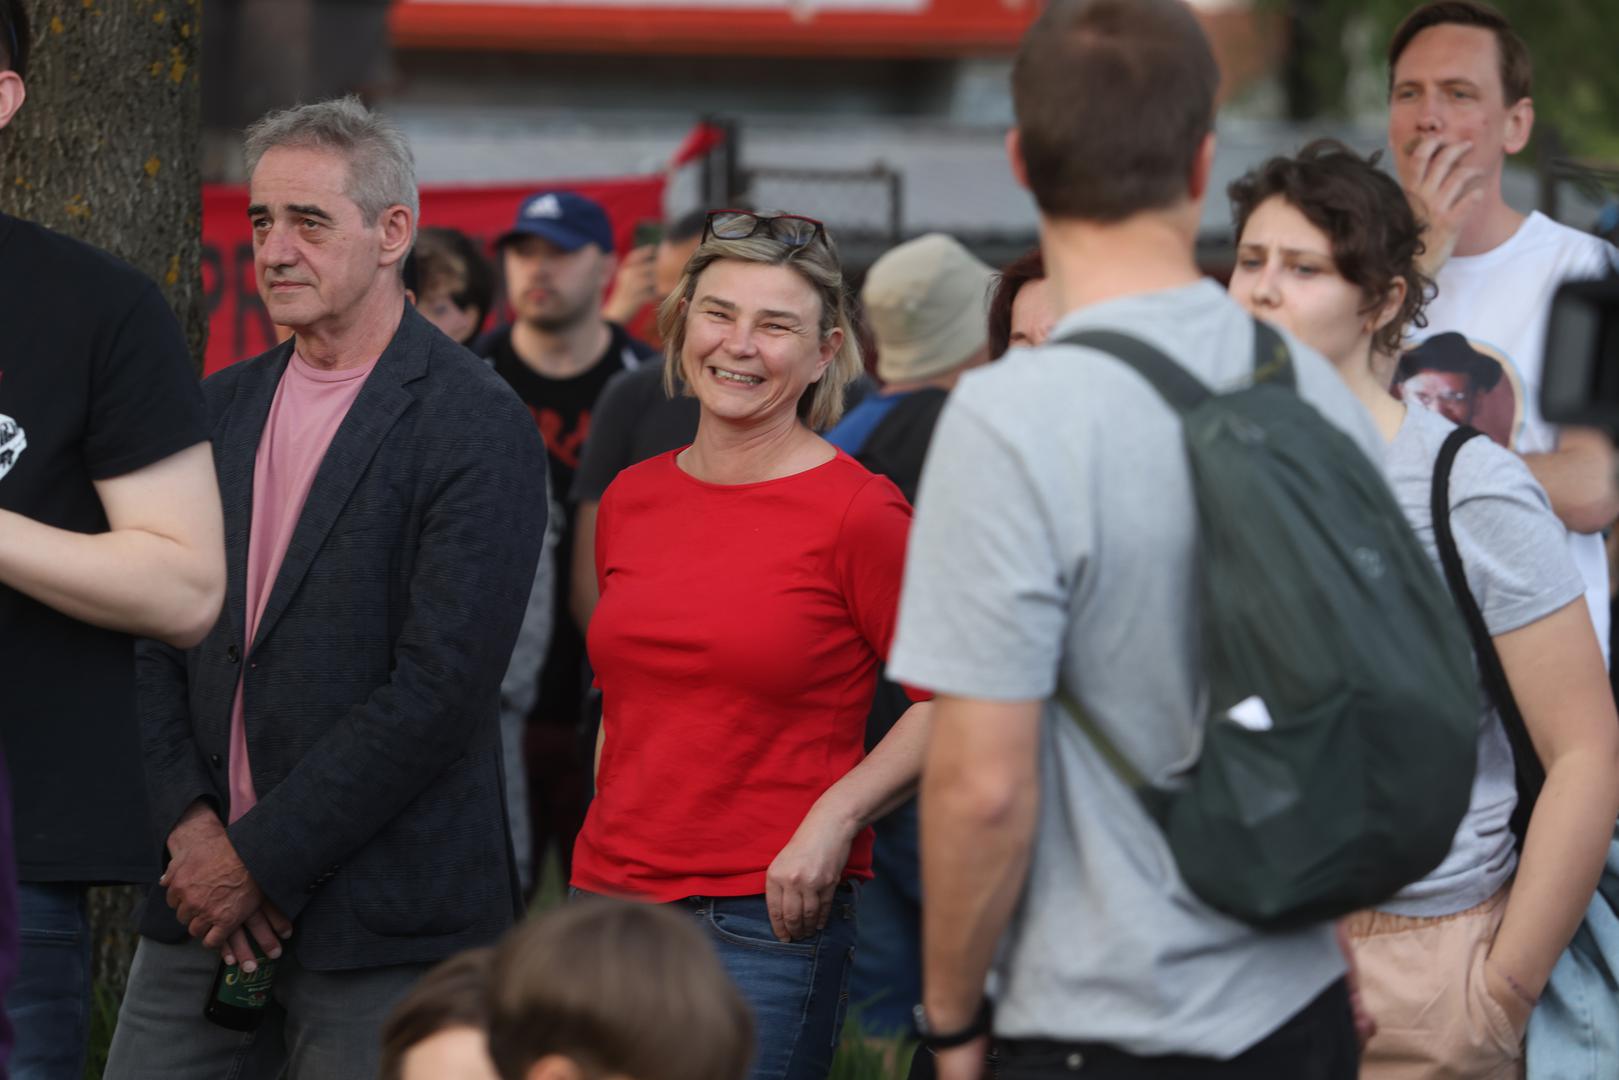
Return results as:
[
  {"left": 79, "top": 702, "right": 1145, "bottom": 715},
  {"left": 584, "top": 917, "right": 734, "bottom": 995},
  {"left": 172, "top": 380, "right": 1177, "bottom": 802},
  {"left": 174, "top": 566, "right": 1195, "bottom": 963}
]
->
[
  {"left": 201, "top": 175, "right": 665, "bottom": 376},
  {"left": 389, "top": 0, "right": 1037, "bottom": 56}
]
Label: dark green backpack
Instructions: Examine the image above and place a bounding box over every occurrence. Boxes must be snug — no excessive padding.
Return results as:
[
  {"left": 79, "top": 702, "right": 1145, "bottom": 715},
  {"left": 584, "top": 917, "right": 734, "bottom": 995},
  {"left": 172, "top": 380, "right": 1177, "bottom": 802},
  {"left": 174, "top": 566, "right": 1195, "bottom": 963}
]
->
[{"left": 1055, "top": 321, "right": 1479, "bottom": 930}]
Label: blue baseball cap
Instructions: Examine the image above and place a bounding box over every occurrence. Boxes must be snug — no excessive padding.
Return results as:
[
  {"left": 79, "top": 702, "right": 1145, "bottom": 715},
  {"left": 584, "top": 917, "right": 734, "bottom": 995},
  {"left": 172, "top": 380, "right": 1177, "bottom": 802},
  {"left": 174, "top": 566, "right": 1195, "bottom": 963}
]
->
[{"left": 497, "top": 190, "right": 615, "bottom": 254}]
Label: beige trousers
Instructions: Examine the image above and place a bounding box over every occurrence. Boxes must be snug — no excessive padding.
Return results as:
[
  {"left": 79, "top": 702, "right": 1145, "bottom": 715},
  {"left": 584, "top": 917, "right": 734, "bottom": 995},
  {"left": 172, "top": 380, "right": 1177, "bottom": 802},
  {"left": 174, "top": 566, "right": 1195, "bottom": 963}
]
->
[{"left": 1345, "top": 885, "right": 1526, "bottom": 1080}]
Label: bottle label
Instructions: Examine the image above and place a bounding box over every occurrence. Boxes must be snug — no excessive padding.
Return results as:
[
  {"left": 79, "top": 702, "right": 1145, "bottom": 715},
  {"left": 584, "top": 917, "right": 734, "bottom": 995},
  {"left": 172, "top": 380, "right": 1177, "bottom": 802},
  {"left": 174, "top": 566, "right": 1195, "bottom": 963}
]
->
[{"left": 215, "top": 957, "right": 277, "bottom": 1010}]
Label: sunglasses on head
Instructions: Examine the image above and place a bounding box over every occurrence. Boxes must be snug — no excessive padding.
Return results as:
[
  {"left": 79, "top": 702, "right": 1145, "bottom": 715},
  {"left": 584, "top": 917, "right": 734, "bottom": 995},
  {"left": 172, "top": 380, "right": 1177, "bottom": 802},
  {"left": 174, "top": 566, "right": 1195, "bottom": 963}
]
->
[{"left": 703, "top": 210, "right": 826, "bottom": 249}]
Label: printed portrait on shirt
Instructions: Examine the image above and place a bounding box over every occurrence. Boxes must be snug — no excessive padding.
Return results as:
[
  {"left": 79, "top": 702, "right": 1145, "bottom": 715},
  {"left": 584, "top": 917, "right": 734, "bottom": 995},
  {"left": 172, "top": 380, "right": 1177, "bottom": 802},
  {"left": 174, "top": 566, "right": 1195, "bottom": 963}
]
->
[
  {"left": 1393, "top": 333, "right": 1523, "bottom": 450},
  {"left": 0, "top": 374, "right": 26, "bottom": 485}
]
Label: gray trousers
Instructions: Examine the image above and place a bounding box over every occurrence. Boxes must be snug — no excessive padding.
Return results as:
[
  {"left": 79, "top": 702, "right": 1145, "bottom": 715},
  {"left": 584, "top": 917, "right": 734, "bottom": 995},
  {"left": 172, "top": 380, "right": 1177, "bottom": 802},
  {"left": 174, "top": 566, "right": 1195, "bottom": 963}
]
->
[{"left": 104, "top": 935, "right": 430, "bottom": 1080}]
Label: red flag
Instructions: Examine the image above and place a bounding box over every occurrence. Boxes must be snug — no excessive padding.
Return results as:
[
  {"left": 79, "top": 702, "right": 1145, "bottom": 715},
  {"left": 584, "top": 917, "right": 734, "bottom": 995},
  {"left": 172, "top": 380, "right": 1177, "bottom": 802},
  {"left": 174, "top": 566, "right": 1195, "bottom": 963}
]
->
[{"left": 668, "top": 121, "right": 727, "bottom": 170}]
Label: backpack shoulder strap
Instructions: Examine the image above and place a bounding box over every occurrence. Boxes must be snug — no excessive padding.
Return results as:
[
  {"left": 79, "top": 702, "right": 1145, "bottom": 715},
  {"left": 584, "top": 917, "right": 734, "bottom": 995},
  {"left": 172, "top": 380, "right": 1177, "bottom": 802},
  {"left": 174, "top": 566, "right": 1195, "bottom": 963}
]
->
[
  {"left": 1054, "top": 319, "right": 1295, "bottom": 412},
  {"left": 1052, "top": 329, "right": 1212, "bottom": 414},
  {"left": 1054, "top": 687, "right": 1173, "bottom": 824},
  {"left": 1429, "top": 424, "right": 1546, "bottom": 848},
  {"left": 1251, "top": 320, "right": 1297, "bottom": 390}
]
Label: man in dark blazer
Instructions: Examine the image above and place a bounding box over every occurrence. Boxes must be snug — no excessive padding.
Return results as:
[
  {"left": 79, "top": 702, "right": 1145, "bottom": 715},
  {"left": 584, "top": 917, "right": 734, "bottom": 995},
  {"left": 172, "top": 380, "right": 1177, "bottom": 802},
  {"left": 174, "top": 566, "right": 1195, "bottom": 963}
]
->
[{"left": 104, "top": 97, "right": 547, "bottom": 1080}]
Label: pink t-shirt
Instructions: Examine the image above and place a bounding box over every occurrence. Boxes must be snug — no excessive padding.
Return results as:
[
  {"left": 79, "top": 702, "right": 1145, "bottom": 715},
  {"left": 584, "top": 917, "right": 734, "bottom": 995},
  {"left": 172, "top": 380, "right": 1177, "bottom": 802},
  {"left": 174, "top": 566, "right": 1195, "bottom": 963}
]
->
[{"left": 227, "top": 351, "right": 377, "bottom": 823}]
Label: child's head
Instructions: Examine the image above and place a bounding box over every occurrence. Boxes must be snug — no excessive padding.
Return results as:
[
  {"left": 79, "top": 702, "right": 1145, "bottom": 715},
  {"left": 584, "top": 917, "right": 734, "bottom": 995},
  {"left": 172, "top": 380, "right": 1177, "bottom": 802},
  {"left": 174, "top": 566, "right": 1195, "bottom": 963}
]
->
[
  {"left": 486, "top": 899, "right": 754, "bottom": 1080},
  {"left": 379, "top": 948, "right": 498, "bottom": 1080}
]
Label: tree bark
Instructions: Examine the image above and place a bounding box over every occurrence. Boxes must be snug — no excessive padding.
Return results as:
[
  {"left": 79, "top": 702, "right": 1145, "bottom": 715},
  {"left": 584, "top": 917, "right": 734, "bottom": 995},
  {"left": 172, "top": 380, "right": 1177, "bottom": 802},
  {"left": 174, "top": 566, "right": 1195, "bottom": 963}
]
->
[
  {"left": 0, "top": 0, "right": 204, "bottom": 1016},
  {"left": 0, "top": 0, "right": 205, "bottom": 368}
]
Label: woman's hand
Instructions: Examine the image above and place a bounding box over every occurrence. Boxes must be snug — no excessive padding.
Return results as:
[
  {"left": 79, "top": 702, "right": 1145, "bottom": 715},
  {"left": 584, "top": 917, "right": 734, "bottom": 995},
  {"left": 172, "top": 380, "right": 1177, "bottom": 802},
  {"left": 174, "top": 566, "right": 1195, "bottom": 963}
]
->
[{"left": 765, "top": 805, "right": 855, "bottom": 943}]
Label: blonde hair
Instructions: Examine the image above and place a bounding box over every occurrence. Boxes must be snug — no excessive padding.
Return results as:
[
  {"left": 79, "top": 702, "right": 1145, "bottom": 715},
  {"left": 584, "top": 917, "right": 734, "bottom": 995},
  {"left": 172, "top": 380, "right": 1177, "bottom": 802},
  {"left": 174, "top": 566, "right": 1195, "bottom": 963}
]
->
[{"left": 658, "top": 225, "right": 864, "bottom": 431}]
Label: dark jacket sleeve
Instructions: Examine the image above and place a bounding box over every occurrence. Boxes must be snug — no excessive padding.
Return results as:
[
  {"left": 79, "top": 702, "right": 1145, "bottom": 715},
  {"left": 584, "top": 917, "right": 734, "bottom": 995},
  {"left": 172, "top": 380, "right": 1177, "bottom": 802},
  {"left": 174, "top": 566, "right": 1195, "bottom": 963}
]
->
[
  {"left": 226, "top": 383, "right": 548, "bottom": 919},
  {"left": 135, "top": 637, "right": 221, "bottom": 845}
]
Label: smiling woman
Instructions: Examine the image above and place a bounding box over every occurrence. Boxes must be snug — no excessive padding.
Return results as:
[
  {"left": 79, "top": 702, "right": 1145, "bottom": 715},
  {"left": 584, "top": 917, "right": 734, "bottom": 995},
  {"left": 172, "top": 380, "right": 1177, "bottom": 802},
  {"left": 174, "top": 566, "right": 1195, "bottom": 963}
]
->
[
  {"left": 659, "top": 213, "right": 864, "bottom": 451},
  {"left": 572, "top": 213, "right": 933, "bottom": 1080}
]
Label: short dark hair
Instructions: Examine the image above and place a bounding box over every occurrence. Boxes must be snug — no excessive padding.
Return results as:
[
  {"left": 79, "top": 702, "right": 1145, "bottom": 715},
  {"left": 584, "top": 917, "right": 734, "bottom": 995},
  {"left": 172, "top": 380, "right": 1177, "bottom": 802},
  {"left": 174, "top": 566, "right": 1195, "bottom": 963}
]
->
[
  {"left": 377, "top": 948, "right": 494, "bottom": 1080},
  {"left": 1, "top": 0, "right": 30, "bottom": 79},
  {"left": 1388, "top": 1, "right": 1532, "bottom": 105},
  {"left": 1228, "top": 139, "right": 1433, "bottom": 356},
  {"left": 665, "top": 207, "right": 710, "bottom": 245},
  {"left": 987, "top": 248, "right": 1046, "bottom": 358},
  {"left": 1012, "top": 0, "right": 1218, "bottom": 222},
  {"left": 486, "top": 899, "right": 753, "bottom": 1080},
  {"left": 1396, "top": 331, "right": 1505, "bottom": 390}
]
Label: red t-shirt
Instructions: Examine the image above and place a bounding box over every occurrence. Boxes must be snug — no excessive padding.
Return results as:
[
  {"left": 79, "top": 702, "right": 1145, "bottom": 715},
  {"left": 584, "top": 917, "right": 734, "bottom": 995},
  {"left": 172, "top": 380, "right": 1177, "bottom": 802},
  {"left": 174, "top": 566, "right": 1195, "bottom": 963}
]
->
[{"left": 572, "top": 448, "right": 927, "bottom": 901}]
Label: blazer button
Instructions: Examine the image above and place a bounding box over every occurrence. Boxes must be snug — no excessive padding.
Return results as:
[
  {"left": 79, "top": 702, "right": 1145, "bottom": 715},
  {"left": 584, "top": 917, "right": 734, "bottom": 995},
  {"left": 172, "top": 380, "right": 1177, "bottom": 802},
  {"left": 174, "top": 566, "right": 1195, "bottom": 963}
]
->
[
  {"left": 226, "top": 645, "right": 240, "bottom": 664},
  {"left": 209, "top": 754, "right": 223, "bottom": 768}
]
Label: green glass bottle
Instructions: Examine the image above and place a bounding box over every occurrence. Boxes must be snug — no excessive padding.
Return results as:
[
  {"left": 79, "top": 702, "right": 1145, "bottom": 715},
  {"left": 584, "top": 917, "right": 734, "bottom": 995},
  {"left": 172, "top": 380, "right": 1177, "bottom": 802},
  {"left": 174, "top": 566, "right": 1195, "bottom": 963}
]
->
[{"left": 203, "top": 942, "right": 277, "bottom": 1031}]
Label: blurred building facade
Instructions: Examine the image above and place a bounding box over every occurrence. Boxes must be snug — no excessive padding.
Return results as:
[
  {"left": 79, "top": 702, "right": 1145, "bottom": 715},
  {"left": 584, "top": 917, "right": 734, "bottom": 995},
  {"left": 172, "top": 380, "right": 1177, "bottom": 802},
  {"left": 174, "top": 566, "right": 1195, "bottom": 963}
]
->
[{"left": 200, "top": 0, "right": 1605, "bottom": 273}]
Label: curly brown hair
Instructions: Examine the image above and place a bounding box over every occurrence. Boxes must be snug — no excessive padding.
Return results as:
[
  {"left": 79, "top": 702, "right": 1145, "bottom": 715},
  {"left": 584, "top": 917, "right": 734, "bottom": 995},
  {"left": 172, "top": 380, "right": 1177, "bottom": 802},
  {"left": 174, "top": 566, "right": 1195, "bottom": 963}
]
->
[{"left": 1228, "top": 139, "right": 1433, "bottom": 356}]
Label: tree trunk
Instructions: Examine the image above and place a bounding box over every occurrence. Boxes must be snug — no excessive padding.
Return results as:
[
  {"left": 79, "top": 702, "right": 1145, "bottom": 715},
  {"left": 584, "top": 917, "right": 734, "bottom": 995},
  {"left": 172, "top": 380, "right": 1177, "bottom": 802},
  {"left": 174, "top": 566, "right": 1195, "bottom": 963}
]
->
[
  {"left": 0, "top": 0, "right": 205, "bottom": 367},
  {"left": 0, "top": 0, "right": 204, "bottom": 1026}
]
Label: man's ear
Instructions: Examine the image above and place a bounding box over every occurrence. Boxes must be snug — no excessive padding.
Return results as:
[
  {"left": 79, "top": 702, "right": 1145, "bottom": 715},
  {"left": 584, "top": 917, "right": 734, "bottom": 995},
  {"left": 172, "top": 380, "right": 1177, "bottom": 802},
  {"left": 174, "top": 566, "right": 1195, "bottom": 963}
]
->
[
  {"left": 1187, "top": 132, "right": 1217, "bottom": 203},
  {"left": 1005, "top": 127, "right": 1030, "bottom": 193},
  {"left": 0, "top": 71, "right": 26, "bottom": 131},
  {"left": 378, "top": 205, "right": 414, "bottom": 268},
  {"left": 1503, "top": 96, "right": 1534, "bottom": 156}
]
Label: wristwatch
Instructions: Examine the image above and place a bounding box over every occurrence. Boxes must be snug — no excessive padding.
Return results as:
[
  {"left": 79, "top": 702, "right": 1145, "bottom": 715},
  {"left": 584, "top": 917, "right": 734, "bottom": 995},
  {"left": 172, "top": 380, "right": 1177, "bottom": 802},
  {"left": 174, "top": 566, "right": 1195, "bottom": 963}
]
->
[{"left": 912, "top": 998, "right": 992, "bottom": 1050}]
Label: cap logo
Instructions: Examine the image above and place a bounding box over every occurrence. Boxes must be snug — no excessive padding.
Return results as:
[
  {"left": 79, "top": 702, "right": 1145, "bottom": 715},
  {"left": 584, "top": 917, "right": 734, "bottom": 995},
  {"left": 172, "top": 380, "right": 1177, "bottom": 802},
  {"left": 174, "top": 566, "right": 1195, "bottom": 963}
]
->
[{"left": 525, "top": 194, "right": 564, "bottom": 219}]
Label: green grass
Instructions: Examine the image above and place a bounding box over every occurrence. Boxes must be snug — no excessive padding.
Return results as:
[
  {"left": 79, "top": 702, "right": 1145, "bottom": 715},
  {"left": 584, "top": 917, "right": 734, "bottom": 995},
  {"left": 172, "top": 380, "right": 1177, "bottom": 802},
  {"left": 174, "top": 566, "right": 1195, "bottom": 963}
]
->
[
  {"left": 831, "top": 1013, "right": 917, "bottom": 1080},
  {"left": 84, "top": 979, "right": 121, "bottom": 1080}
]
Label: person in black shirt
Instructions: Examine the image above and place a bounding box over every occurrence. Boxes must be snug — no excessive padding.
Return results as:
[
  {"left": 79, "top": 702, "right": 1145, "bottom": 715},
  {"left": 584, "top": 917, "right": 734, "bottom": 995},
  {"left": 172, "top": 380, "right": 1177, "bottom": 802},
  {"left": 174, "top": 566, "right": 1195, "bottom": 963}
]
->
[
  {"left": 0, "top": 4, "right": 226, "bottom": 1073},
  {"left": 826, "top": 233, "right": 994, "bottom": 500},
  {"left": 822, "top": 232, "right": 994, "bottom": 1041},
  {"left": 568, "top": 208, "right": 710, "bottom": 630},
  {"left": 478, "top": 190, "right": 656, "bottom": 889}
]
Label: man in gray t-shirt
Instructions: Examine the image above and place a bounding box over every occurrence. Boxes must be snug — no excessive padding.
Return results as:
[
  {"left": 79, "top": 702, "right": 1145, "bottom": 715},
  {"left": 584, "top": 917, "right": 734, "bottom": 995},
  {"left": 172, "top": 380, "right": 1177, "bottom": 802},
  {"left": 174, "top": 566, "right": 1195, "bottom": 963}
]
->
[{"left": 889, "top": 3, "right": 1382, "bottom": 1076}]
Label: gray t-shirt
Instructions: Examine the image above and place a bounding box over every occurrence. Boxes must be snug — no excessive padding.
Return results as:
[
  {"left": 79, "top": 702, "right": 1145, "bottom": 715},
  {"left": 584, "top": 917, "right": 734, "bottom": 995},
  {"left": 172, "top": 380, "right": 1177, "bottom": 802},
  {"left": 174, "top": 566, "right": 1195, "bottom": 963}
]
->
[
  {"left": 889, "top": 280, "right": 1382, "bottom": 1058},
  {"left": 1378, "top": 403, "right": 1585, "bottom": 917}
]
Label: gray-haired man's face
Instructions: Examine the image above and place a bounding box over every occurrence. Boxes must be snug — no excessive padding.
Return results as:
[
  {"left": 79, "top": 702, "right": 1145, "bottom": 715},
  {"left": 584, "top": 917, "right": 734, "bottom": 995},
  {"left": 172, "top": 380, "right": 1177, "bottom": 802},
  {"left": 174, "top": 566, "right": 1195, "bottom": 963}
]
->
[{"left": 247, "top": 144, "right": 394, "bottom": 334}]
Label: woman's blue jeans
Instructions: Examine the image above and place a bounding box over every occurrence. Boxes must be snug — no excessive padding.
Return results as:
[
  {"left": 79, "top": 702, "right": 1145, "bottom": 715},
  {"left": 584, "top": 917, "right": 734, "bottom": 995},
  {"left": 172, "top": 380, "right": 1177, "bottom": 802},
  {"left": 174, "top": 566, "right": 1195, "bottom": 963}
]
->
[{"left": 677, "top": 887, "right": 860, "bottom": 1080}]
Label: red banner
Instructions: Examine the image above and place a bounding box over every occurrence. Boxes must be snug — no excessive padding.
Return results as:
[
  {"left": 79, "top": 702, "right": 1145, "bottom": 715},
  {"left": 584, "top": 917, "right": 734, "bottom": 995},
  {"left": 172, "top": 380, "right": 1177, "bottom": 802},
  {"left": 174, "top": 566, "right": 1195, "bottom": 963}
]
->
[
  {"left": 201, "top": 175, "right": 666, "bottom": 376},
  {"left": 389, "top": 0, "right": 1037, "bottom": 57}
]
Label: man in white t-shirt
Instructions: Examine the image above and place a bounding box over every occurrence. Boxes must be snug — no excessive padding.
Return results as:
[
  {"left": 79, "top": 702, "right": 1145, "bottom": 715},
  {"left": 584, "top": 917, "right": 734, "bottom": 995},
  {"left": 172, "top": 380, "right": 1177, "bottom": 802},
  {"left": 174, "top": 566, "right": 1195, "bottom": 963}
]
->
[{"left": 1387, "top": 0, "right": 1619, "bottom": 655}]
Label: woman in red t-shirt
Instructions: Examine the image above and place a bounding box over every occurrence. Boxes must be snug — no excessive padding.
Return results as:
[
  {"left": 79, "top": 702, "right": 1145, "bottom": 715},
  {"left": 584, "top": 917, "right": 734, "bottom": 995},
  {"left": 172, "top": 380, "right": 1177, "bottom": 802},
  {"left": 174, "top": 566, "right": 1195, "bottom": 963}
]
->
[{"left": 572, "top": 211, "right": 933, "bottom": 1080}]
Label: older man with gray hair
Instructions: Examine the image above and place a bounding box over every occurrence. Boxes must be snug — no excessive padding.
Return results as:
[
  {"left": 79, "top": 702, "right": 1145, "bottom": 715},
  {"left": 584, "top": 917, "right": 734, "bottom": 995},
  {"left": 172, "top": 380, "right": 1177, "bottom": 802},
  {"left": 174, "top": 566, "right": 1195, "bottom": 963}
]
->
[{"left": 105, "top": 96, "right": 548, "bottom": 1078}]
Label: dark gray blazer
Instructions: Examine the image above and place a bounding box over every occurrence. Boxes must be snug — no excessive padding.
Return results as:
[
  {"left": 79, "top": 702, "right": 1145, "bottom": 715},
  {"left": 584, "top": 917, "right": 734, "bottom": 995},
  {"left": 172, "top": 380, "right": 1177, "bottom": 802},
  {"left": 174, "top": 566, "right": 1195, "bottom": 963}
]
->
[{"left": 136, "top": 304, "right": 547, "bottom": 970}]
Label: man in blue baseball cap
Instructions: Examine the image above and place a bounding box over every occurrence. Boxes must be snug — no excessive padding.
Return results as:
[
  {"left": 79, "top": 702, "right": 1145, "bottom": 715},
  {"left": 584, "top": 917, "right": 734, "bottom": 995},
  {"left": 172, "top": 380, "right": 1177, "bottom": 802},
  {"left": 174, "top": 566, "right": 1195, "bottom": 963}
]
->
[{"left": 478, "top": 189, "right": 657, "bottom": 897}]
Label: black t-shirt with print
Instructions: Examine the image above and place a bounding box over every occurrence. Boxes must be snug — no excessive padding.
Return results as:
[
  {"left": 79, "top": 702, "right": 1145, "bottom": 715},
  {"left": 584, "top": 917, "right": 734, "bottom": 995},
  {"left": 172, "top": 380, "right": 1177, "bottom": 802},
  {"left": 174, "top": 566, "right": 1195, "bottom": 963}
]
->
[
  {"left": 0, "top": 212, "right": 208, "bottom": 881},
  {"left": 484, "top": 322, "right": 658, "bottom": 503},
  {"left": 482, "top": 321, "right": 657, "bottom": 723},
  {"left": 570, "top": 360, "right": 701, "bottom": 504}
]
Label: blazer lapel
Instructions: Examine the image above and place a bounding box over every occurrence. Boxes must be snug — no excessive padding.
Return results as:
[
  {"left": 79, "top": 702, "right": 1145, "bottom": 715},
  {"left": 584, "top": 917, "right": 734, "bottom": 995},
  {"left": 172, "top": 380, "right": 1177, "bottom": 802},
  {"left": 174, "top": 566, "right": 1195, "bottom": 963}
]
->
[
  {"left": 248, "top": 306, "right": 431, "bottom": 656},
  {"left": 215, "top": 343, "right": 294, "bottom": 653}
]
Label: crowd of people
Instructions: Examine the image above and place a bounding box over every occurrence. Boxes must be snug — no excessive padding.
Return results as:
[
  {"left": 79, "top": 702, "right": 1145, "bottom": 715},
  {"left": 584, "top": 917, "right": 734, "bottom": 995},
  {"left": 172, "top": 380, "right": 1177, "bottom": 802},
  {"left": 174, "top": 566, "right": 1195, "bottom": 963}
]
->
[{"left": 1, "top": 0, "right": 1618, "bottom": 1078}]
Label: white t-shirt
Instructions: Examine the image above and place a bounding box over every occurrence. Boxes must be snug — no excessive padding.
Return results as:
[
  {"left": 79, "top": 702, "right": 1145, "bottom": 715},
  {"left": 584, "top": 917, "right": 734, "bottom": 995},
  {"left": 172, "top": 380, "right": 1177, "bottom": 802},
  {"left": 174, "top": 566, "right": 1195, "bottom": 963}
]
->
[{"left": 1415, "top": 211, "right": 1618, "bottom": 656}]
